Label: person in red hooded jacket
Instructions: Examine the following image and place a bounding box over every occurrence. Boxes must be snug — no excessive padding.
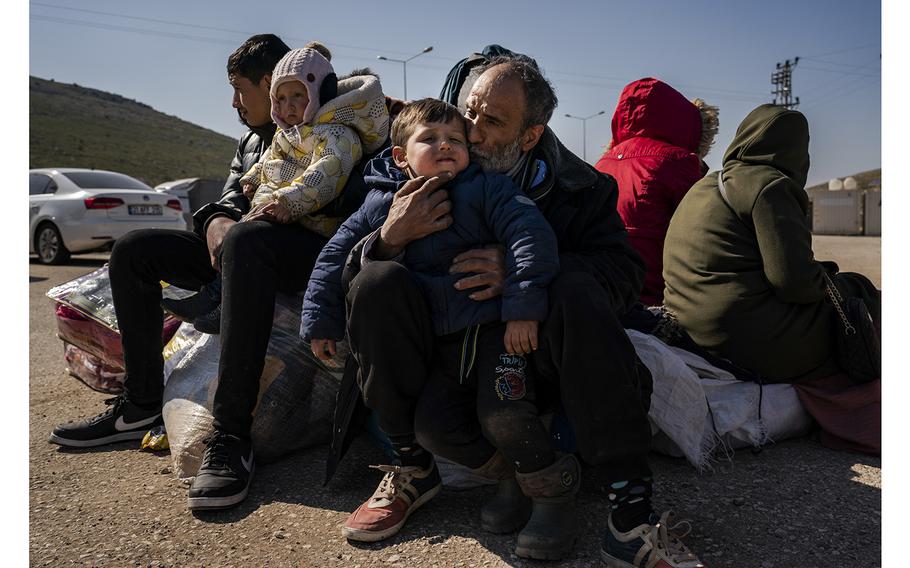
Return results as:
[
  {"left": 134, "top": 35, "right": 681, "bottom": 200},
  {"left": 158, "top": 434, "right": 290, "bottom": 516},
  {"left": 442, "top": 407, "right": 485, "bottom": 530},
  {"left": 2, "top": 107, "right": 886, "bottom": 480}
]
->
[{"left": 595, "top": 78, "right": 718, "bottom": 306}]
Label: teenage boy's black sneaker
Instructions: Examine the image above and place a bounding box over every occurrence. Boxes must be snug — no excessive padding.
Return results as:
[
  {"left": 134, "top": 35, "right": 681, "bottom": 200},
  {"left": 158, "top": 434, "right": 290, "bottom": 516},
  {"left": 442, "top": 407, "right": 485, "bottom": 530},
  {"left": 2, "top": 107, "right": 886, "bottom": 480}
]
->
[
  {"left": 160, "top": 280, "right": 221, "bottom": 322},
  {"left": 193, "top": 304, "right": 222, "bottom": 335},
  {"left": 187, "top": 430, "right": 254, "bottom": 511},
  {"left": 48, "top": 395, "right": 162, "bottom": 448}
]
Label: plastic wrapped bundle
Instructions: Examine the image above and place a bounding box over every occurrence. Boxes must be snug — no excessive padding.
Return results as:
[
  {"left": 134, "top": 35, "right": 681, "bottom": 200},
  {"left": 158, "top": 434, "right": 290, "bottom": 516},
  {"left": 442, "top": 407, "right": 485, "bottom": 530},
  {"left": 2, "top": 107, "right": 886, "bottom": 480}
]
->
[
  {"left": 163, "top": 292, "right": 346, "bottom": 479},
  {"left": 48, "top": 265, "right": 194, "bottom": 391},
  {"left": 62, "top": 341, "right": 125, "bottom": 394}
]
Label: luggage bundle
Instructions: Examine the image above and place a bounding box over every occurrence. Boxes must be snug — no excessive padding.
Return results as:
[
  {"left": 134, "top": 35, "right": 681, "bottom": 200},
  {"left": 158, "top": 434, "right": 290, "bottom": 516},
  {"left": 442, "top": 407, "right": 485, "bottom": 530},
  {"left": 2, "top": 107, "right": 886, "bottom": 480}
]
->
[
  {"left": 46, "top": 266, "right": 191, "bottom": 393},
  {"left": 47, "top": 266, "right": 345, "bottom": 478}
]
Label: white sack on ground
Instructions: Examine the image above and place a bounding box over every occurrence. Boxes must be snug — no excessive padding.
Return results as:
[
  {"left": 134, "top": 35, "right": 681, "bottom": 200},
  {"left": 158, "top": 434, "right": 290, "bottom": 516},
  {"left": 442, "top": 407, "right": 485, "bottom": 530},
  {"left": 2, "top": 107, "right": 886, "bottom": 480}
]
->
[
  {"left": 632, "top": 331, "right": 813, "bottom": 470},
  {"left": 625, "top": 330, "right": 711, "bottom": 467},
  {"left": 440, "top": 329, "right": 813, "bottom": 487}
]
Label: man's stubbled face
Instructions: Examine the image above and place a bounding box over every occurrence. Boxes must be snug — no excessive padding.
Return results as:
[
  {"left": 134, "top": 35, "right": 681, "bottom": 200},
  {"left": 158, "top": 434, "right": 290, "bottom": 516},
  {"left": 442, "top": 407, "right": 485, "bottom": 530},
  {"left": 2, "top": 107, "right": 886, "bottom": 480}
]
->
[{"left": 463, "top": 66, "right": 529, "bottom": 173}]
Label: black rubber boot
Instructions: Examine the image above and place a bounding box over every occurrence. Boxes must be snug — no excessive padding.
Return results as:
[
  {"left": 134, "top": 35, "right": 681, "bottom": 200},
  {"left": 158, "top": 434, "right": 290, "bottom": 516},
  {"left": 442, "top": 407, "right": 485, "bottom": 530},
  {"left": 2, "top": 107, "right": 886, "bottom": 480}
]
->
[
  {"left": 474, "top": 453, "right": 532, "bottom": 534},
  {"left": 513, "top": 454, "right": 581, "bottom": 560}
]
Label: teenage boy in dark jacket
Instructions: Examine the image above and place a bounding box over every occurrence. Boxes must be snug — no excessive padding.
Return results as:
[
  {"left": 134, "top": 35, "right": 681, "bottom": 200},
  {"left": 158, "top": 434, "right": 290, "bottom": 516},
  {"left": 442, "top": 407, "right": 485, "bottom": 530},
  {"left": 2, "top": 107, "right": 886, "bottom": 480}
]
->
[
  {"left": 336, "top": 56, "right": 704, "bottom": 567},
  {"left": 47, "top": 34, "right": 381, "bottom": 513}
]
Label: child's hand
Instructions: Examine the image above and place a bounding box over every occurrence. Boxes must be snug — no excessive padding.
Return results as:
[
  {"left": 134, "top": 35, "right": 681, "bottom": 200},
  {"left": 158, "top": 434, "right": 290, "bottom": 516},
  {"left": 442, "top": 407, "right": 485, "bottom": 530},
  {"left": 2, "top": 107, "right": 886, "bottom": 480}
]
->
[
  {"left": 264, "top": 201, "right": 293, "bottom": 224},
  {"left": 242, "top": 184, "right": 256, "bottom": 199},
  {"left": 311, "top": 338, "right": 337, "bottom": 362},
  {"left": 504, "top": 320, "right": 538, "bottom": 355}
]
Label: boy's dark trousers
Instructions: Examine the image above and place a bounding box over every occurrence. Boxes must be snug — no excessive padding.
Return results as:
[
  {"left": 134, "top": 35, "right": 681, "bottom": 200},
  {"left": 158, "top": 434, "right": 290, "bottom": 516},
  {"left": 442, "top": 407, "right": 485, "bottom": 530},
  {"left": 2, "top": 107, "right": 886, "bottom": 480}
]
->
[
  {"left": 414, "top": 322, "right": 556, "bottom": 473},
  {"left": 346, "top": 261, "right": 654, "bottom": 481},
  {"left": 108, "top": 221, "right": 327, "bottom": 438}
]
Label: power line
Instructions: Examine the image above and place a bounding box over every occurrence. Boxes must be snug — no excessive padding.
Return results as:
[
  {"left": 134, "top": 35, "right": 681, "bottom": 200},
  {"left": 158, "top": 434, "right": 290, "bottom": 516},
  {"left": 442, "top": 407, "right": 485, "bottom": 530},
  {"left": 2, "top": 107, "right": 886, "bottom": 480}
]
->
[
  {"left": 545, "top": 69, "right": 767, "bottom": 98},
  {"left": 29, "top": 1, "right": 767, "bottom": 100},
  {"left": 802, "top": 74, "right": 867, "bottom": 109},
  {"left": 800, "top": 65, "right": 880, "bottom": 79},
  {"left": 30, "top": 5, "right": 880, "bottom": 115},
  {"left": 668, "top": 81, "right": 768, "bottom": 98},
  {"left": 800, "top": 56, "right": 880, "bottom": 73},
  {"left": 29, "top": 14, "right": 399, "bottom": 68},
  {"left": 30, "top": 2, "right": 424, "bottom": 59},
  {"left": 801, "top": 42, "right": 879, "bottom": 59},
  {"left": 801, "top": 73, "right": 878, "bottom": 111},
  {"left": 30, "top": 9, "right": 770, "bottom": 105},
  {"left": 799, "top": 55, "right": 882, "bottom": 98},
  {"left": 30, "top": 15, "right": 241, "bottom": 46}
]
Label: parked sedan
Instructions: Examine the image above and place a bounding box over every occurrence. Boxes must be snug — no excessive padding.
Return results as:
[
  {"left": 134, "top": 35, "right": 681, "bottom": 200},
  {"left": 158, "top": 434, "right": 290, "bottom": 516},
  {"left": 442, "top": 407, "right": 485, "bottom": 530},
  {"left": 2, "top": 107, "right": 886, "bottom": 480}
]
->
[
  {"left": 155, "top": 177, "right": 225, "bottom": 231},
  {"left": 29, "top": 168, "right": 185, "bottom": 264}
]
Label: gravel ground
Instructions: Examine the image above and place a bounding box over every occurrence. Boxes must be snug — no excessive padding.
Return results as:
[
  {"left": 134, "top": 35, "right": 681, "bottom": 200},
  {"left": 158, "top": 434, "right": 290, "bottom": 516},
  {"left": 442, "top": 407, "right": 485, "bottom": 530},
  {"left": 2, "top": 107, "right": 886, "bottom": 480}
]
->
[{"left": 29, "top": 236, "right": 882, "bottom": 567}]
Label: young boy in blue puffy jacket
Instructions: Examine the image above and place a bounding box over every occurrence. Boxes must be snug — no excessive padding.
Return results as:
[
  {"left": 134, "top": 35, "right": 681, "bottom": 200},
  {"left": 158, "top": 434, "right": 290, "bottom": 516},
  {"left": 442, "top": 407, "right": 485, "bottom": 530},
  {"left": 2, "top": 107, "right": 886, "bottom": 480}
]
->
[
  {"left": 303, "top": 98, "right": 558, "bottom": 350},
  {"left": 301, "top": 98, "right": 561, "bottom": 544}
]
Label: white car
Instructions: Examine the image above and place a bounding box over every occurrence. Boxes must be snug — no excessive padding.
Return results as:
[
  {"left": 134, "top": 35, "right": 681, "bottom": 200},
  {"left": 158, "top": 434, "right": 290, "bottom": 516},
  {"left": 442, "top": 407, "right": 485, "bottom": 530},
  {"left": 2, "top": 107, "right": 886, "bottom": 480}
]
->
[
  {"left": 29, "top": 168, "right": 186, "bottom": 264},
  {"left": 155, "top": 177, "right": 225, "bottom": 231}
]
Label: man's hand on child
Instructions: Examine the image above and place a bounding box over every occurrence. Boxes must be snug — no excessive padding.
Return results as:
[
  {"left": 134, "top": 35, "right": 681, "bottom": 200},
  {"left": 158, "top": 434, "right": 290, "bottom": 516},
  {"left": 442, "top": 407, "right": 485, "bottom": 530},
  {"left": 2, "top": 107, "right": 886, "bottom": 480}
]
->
[
  {"left": 311, "top": 338, "right": 337, "bottom": 362},
  {"left": 205, "top": 216, "right": 236, "bottom": 270},
  {"left": 376, "top": 173, "right": 454, "bottom": 259},
  {"left": 505, "top": 320, "right": 538, "bottom": 355},
  {"left": 451, "top": 245, "right": 506, "bottom": 300},
  {"left": 242, "top": 184, "right": 256, "bottom": 200}
]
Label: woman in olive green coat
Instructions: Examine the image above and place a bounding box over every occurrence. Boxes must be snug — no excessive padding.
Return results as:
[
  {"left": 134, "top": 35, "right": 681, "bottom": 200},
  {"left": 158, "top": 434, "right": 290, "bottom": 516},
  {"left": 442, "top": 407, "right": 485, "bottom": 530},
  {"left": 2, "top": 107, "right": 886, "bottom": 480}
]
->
[{"left": 663, "top": 104, "right": 878, "bottom": 382}]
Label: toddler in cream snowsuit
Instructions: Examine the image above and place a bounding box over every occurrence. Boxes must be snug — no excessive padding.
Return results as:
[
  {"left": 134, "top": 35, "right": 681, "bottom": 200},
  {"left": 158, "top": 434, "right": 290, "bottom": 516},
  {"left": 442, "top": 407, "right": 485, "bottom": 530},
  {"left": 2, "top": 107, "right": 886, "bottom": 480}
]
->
[
  {"left": 162, "top": 47, "right": 389, "bottom": 333},
  {"left": 241, "top": 47, "right": 389, "bottom": 236}
]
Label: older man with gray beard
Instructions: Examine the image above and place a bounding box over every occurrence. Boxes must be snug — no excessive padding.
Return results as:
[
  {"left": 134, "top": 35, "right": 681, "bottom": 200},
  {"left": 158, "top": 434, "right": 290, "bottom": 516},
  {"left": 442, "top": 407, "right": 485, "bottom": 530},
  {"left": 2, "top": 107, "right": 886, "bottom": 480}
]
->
[{"left": 336, "top": 55, "right": 704, "bottom": 568}]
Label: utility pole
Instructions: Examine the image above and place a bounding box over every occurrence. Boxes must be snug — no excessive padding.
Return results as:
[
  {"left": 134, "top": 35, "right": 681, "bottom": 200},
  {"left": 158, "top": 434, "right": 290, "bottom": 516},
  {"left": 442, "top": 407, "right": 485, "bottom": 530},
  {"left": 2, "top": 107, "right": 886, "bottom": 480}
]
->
[{"left": 771, "top": 57, "right": 800, "bottom": 109}]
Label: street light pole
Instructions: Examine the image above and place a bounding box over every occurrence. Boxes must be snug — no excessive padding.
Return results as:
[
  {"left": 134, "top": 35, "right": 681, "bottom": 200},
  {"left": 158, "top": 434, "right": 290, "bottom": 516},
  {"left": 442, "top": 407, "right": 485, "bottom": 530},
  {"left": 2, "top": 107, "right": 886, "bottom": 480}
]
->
[
  {"left": 565, "top": 110, "right": 606, "bottom": 162},
  {"left": 377, "top": 46, "right": 433, "bottom": 100}
]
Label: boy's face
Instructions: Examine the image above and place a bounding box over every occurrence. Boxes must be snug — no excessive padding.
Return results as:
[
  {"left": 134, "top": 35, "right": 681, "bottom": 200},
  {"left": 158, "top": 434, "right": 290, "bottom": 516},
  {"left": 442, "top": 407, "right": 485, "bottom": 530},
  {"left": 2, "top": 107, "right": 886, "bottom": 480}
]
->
[
  {"left": 274, "top": 80, "right": 310, "bottom": 126},
  {"left": 392, "top": 118, "right": 470, "bottom": 178}
]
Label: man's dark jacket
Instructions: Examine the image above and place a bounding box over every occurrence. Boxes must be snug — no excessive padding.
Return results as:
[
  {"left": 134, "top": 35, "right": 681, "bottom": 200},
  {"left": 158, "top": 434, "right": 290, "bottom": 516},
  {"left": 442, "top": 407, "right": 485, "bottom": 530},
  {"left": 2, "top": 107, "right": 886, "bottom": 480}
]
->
[
  {"left": 324, "top": 127, "right": 645, "bottom": 483},
  {"left": 191, "top": 123, "right": 274, "bottom": 238}
]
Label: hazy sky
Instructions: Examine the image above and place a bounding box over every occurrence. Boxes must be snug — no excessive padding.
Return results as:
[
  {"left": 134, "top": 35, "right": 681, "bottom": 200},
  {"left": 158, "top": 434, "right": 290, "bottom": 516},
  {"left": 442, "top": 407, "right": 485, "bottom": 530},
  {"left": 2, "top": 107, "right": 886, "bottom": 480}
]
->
[{"left": 29, "top": 0, "right": 880, "bottom": 186}]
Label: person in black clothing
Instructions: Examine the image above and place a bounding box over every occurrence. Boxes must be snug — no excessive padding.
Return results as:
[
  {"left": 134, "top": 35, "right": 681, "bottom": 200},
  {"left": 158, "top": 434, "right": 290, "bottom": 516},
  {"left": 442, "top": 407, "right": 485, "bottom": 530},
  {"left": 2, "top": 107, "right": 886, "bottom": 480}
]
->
[
  {"left": 47, "top": 34, "right": 379, "bottom": 513},
  {"left": 338, "top": 55, "right": 705, "bottom": 567}
]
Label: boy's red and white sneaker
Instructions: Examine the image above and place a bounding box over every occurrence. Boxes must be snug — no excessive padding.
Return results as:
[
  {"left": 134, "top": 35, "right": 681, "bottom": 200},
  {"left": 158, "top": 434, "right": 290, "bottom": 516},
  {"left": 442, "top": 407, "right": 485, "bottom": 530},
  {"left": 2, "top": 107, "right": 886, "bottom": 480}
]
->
[{"left": 342, "top": 459, "right": 442, "bottom": 542}]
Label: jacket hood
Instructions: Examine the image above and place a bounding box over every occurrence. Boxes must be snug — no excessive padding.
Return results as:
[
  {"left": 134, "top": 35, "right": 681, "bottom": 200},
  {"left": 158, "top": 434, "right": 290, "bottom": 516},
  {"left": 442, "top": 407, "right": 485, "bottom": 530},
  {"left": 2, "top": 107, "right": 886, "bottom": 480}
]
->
[
  {"left": 311, "top": 74, "right": 390, "bottom": 154},
  {"left": 722, "top": 104, "right": 810, "bottom": 188},
  {"left": 611, "top": 78, "right": 702, "bottom": 152},
  {"left": 363, "top": 148, "right": 407, "bottom": 193},
  {"left": 364, "top": 148, "right": 481, "bottom": 193}
]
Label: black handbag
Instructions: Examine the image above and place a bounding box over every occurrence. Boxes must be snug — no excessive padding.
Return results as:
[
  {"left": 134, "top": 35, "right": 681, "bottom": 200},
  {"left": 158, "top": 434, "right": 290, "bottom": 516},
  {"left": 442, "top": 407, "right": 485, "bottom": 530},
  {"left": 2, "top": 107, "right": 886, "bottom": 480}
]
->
[{"left": 824, "top": 273, "right": 881, "bottom": 383}]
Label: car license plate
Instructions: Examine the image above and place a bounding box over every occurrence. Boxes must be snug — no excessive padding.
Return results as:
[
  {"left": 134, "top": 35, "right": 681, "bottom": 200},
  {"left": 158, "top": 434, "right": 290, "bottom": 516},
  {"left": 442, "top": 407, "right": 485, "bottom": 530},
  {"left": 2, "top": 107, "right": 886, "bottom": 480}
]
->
[{"left": 128, "top": 204, "right": 162, "bottom": 215}]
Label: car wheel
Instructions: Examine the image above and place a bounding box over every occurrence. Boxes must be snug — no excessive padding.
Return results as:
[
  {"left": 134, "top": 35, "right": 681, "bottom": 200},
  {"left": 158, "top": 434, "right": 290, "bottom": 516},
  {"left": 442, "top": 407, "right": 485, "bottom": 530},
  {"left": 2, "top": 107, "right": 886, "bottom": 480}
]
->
[{"left": 34, "top": 222, "right": 70, "bottom": 265}]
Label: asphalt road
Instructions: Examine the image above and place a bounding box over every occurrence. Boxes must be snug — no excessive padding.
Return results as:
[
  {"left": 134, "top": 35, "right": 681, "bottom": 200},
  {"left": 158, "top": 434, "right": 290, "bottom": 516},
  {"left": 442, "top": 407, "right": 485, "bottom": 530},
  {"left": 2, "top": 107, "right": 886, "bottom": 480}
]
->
[{"left": 29, "top": 236, "right": 881, "bottom": 567}]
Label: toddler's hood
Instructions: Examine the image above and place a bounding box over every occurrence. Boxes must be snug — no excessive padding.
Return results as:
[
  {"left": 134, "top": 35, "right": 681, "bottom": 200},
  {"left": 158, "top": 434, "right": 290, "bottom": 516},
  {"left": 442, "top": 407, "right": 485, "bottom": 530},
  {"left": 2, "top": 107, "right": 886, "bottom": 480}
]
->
[{"left": 312, "top": 74, "right": 390, "bottom": 154}]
